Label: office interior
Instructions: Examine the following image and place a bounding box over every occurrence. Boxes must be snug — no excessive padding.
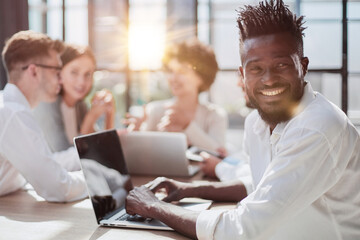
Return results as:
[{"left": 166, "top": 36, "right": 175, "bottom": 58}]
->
[{"left": 1, "top": 0, "right": 359, "bottom": 148}]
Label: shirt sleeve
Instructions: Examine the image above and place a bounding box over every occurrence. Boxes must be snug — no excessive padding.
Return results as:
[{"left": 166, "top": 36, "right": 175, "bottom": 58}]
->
[
  {"left": 215, "top": 161, "right": 253, "bottom": 194},
  {"left": 184, "top": 107, "right": 228, "bottom": 151},
  {"left": 2, "top": 112, "right": 88, "bottom": 202},
  {"left": 198, "top": 127, "right": 345, "bottom": 239},
  {"left": 52, "top": 147, "right": 81, "bottom": 172},
  {"left": 196, "top": 209, "right": 227, "bottom": 240}
]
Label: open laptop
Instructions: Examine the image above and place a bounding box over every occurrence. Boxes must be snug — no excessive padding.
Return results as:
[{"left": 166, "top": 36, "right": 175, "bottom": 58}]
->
[
  {"left": 119, "top": 131, "right": 199, "bottom": 177},
  {"left": 74, "top": 129, "right": 211, "bottom": 230}
]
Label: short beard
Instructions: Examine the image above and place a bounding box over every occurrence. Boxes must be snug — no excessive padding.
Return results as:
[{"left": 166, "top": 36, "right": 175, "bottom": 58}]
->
[
  {"left": 248, "top": 87, "right": 304, "bottom": 127},
  {"left": 254, "top": 101, "right": 294, "bottom": 126}
]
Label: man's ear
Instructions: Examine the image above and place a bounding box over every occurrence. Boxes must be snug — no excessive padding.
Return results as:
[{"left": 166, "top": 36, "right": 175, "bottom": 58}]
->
[
  {"left": 238, "top": 66, "right": 245, "bottom": 88},
  {"left": 26, "top": 64, "right": 38, "bottom": 78},
  {"left": 238, "top": 66, "right": 244, "bottom": 78},
  {"left": 28, "top": 64, "right": 42, "bottom": 84},
  {"left": 301, "top": 57, "right": 309, "bottom": 76}
]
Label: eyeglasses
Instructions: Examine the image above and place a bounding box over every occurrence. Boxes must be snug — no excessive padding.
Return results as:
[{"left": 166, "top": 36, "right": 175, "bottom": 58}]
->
[{"left": 22, "top": 63, "right": 62, "bottom": 71}]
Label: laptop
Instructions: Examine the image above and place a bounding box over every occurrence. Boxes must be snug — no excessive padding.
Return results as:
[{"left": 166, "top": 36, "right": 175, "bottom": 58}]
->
[
  {"left": 119, "top": 131, "right": 199, "bottom": 177},
  {"left": 74, "top": 129, "right": 212, "bottom": 230}
]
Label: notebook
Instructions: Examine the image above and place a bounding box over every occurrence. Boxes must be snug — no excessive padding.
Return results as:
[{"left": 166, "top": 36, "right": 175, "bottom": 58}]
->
[
  {"left": 119, "top": 131, "right": 199, "bottom": 177},
  {"left": 74, "top": 129, "right": 212, "bottom": 230}
]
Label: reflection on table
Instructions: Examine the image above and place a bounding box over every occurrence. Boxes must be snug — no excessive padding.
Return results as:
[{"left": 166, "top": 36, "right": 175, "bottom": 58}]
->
[{"left": 0, "top": 174, "right": 235, "bottom": 240}]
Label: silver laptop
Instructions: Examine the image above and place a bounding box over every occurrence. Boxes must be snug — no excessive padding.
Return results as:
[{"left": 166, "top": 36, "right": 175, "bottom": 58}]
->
[
  {"left": 119, "top": 131, "right": 199, "bottom": 177},
  {"left": 74, "top": 129, "right": 211, "bottom": 230}
]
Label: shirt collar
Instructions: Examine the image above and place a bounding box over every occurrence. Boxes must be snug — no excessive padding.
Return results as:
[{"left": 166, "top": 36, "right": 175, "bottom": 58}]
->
[
  {"left": 253, "top": 82, "right": 316, "bottom": 139},
  {"left": 253, "top": 114, "right": 268, "bottom": 136},
  {"left": 3, "top": 83, "right": 32, "bottom": 110}
]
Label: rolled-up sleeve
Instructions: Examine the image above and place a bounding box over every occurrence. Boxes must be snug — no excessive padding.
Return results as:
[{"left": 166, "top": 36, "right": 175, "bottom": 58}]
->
[
  {"left": 196, "top": 209, "right": 226, "bottom": 240},
  {"left": 215, "top": 161, "right": 253, "bottom": 194},
  {"left": 197, "top": 126, "right": 345, "bottom": 240}
]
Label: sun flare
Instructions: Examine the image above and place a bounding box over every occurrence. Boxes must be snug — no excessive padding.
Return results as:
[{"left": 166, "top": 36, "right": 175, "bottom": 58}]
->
[{"left": 128, "top": 25, "right": 165, "bottom": 70}]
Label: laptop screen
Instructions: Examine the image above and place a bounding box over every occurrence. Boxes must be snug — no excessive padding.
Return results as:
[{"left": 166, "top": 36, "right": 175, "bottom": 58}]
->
[{"left": 74, "top": 129, "right": 133, "bottom": 223}]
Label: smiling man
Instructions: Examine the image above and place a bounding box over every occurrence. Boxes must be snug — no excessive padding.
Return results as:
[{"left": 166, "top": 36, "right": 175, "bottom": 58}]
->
[
  {"left": 125, "top": 1, "right": 360, "bottom": 239},
  {"left": 240, "top": 32, "right": 308, "bottom": 131},
  {"left": 0, "top": 31, "right": 87, "bottom": 202}
]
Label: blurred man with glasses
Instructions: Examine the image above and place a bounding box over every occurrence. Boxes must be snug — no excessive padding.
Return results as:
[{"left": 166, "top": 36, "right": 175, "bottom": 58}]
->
[{"left": 0, "top": 30, "right": 87, "bottom": 202}]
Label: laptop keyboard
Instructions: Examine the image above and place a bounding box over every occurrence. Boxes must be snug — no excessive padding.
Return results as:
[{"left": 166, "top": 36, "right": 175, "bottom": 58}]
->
[{"left": 116, "top": 213, "right": 146, "bottom": 222}]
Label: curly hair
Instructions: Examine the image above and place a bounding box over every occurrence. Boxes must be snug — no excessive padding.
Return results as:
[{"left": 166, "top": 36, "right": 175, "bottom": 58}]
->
[
  {"left": 237, "top": 0, "right": 306, "bottom": 57},
  {"left": 162, "top": 39, "right": 218, "bottom": 92}
]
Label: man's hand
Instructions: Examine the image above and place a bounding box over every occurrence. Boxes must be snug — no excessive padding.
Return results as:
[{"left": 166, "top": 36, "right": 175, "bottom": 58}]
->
[
  {"left": 125, "top": 184, "right": 199, "bottom": 239},
  {"left": 200, "top": 152, "right": 222, "bottom": 179},
  {"left": 145, "top": 177, "right": 193, "bottom": 202},
  {"left": 216, "top": 147, "right": 228, "bottom": 158},
  {"left": 125, "top": 186, "right": 160, "bottom": 218},
  {"left": 126, "top": 177, "right": 194, "bottom": 217}
]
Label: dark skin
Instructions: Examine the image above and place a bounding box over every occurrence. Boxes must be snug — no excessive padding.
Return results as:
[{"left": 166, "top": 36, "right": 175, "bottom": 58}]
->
[
  {"left": 239, "top": 32, "right": 308, "bottom": 133},
  {"left": 201, "top": 33, "right": 309, "bottom": 177},
  {"left": 125, "top": 32, "right": 309, "bottom": 239},
  {"left": 126, "top": 178, "right": 247, "bottom": 238}
]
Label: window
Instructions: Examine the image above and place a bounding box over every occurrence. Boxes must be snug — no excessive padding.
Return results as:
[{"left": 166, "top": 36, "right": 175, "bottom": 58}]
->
[
  {"left": 27, "top": 0, "right": 360, "bottom": 127},
  {"left": 200, "top": 0, "right": 359, "bottom": 126},
  {"left": 29, "top": 0, "right": 88, "bottom": 45}
]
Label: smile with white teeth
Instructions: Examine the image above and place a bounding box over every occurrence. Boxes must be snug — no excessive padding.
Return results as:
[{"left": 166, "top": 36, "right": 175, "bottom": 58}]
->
[{"left": 260, "top": 87, "right": 286, "bottom": 96}]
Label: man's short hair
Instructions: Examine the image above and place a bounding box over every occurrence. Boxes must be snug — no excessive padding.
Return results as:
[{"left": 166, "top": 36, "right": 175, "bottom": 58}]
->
[
  {"left": 162, "top": 39, "right": 218, "bottom": 92},
  {"left": 237, "top": 0, "right": 306, "bottom": 57},
  {"left": 1, "top": 30, "right": 64, "bottom": 76},
  {"left": 61, "top": 43, "right": 96, "bottom": 67}
]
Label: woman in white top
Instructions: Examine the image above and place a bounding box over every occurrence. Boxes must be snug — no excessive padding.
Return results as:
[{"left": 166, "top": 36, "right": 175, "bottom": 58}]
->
[
  {"left": 33, "top": 44, "right": 115, "bottom": 151},
  {"left": 126, "top": 39, "right": 228, "bottom": 152}
]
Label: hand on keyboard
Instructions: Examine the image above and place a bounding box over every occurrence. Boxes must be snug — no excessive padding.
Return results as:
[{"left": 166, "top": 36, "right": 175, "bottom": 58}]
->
[
  {"left": 117, "top": 213, "right": 151, "bottom": 222},
  {"left": 127, "top": 214, "right": 147, "bottom": 222}
]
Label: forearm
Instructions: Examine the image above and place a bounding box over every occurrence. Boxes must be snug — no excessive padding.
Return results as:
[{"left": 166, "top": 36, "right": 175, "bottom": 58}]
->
[
  {"left": 185, "top": 180, "right": 247, "bottom": 202},
  {"left": 151, "top": 201, "right": 199, "bottom": 239},
  {"left": 105, "top": 110, "right": 115, "bottom": 129},
  {"left": 80, "top": 113, "right": 97, "bottom": 134}
]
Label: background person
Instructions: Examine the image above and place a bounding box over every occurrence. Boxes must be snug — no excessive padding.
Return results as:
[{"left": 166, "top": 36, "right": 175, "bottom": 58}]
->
[
  {"left": 33, "top": 43, "right": 115, "bottom": 152},
  {"left": 125, "top": 39, "right": 228, "bottom": 153},
  {"left": 0, "top": 30, "right": 87, "bottom": 201}
]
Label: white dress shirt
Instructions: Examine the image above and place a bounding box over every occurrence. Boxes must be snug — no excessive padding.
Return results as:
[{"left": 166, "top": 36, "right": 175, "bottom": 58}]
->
[
  {"left": 142, "top": 99, "right": 228, "bottom": 151},
  {"left": 0, "top": 84, "right": 87, "bottom": 202},
  {"left": 197, "top": 83, "right": 360, "bottom": 240}
]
